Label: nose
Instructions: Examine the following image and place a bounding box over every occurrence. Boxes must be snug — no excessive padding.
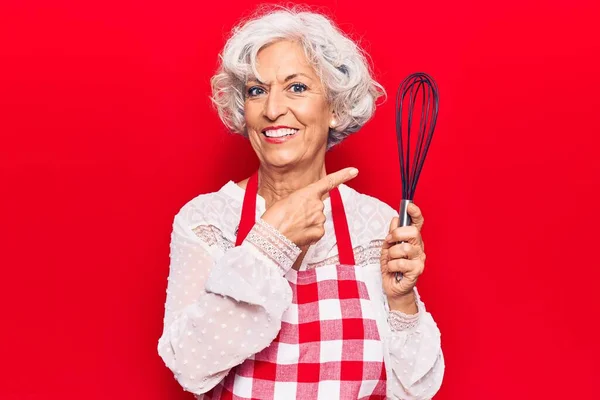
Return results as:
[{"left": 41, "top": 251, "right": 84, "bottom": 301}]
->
[{"left": 263, "top": 89, "right": 288, "bottom": 121}]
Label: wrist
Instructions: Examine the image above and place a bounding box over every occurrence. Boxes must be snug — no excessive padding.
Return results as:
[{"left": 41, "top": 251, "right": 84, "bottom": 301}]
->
[
  {"left": 261, "top": 210, "right": 298, "bottom": 246},
  {"left": 261, "top": 209, "right": 283, "bottom": 231},
  {"left": 247, "top": 218, "right": 301, "bottom": 274},
  {"left": 388, "top": 289, "right": 418, "bottom": 314}
]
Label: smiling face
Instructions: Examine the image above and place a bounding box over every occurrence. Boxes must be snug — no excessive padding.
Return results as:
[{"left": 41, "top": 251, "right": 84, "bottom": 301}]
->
[{"left": 244, "top": 40, "right": 333, "bottom": 170}]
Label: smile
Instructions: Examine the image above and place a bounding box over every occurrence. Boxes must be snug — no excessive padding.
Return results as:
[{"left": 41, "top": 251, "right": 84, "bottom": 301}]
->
[{"left": 262, "top": 127, "right": 299, "bottom": 138}]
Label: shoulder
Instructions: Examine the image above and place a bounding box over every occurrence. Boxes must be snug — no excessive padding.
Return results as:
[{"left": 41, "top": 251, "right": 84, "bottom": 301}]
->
[
  {"left": 173, "top": 182, "right": 241, "bottom": 244},
  {"left": 340, "top": 184, "right": 399, "bottom": 244}
]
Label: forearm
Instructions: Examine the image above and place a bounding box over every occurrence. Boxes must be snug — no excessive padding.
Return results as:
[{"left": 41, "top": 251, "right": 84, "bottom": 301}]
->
[
  {"left": 158, "top": 217, "right": 299, "bottom": 395},
  {"left": 386, "top": 288, "right": 444, "bottom": 399},
  {"left": 158, "top": 285, "right": 291, "bottom": 394}
]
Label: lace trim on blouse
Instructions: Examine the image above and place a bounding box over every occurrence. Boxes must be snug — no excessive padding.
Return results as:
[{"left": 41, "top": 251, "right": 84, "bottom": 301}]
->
[
  {"left": 192, "top": 225, "right": 385, "bottom": 270},
  {"left": 388, "top": 305, "right": 421, "bottom": 331},
  {"left": 191, "top": 225, "right": 234, "bottom": 252},
  {"left": 306, "top": 239, "right": 385, "bottom": 269},
  {"left": 246, "top": 219, "right": 302, "bottom": 273}
]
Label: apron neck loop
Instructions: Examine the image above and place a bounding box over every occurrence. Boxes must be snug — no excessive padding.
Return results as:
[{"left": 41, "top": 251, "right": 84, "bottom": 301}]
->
[
  {"left": 235, "top": 170, "right": 355, "bottom": 265},
  {"left": 330, "top": 187, "right": 355, "bottom": 265},
  {"left": 235, "top": 171, "right": 258, "bottom": 247}
]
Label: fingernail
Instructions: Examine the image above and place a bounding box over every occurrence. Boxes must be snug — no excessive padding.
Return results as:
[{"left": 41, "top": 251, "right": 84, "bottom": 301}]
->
[
  {"left": 349, "top": 168, "right": 358, "bottom": 177},
  {"left": 385, "top": 234, "right": 392, "bottom": 241}
]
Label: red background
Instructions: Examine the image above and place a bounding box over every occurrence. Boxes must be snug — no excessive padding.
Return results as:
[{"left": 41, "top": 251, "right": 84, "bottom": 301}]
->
[{"left": 1, "top": 0, "right": 599, "bottom": 398}]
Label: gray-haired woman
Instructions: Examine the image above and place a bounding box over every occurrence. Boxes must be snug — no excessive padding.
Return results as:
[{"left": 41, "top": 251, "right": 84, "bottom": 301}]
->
[{"left": 158, "top": 6, "right": 444, "bottom": 399}]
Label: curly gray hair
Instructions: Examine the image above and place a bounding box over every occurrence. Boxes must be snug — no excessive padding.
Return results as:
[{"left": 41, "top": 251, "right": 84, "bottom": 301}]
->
[{"left": 210, "top": 5, "right": 386, "bottom": 149}]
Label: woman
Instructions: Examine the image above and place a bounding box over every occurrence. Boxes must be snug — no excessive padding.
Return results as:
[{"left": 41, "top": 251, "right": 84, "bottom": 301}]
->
[{"left": 158, "top": 6, "right": 444, "bottom": 399}]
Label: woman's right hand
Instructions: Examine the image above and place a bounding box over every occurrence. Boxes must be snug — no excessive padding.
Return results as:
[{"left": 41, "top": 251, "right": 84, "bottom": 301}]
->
[{"left": 261, "top": 167, "right": 359, "bottom": 247}]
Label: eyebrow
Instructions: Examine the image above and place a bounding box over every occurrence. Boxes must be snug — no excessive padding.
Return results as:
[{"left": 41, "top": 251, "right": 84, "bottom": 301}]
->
[{"left": 247, "top": 73, "right": 312, "bottom": 85}]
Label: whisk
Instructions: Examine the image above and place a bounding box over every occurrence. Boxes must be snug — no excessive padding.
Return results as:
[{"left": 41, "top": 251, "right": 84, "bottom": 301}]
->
[{"left": 394, "top": 72, "right": 439, "bottom": 282}]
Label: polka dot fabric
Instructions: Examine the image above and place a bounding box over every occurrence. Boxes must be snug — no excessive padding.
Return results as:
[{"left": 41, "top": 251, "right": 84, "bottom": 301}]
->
[{"left": 157, "top": 181, "right": 444, "bottom": 399}]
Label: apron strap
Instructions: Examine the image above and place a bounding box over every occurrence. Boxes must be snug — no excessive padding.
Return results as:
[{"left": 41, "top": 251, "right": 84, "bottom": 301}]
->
[
  {"left": 235, "top": 171, "right": 258, "bottom": 247},
  {"left": 236, "top": 171, "right": 354, "bottom": 265},
  {"left": 330, "top": 186, "right": 355, "bottom": 265}
]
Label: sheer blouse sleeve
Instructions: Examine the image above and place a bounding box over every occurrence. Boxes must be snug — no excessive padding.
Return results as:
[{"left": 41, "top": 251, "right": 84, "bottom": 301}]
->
[
  {"left": 157, "top": 213, "right": 300, "bottom": 395},
  {"left": 385, "top": 287, "right": 445, "bottom": 399}
]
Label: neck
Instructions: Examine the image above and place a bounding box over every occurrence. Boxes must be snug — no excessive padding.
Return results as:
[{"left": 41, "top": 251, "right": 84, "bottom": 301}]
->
[{"left": 258, "top": 163, "right": 327, "bottom": 209}]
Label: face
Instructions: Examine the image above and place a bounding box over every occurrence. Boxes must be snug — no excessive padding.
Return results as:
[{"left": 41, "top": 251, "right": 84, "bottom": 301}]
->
[{"left": 244, "top": 40, "right": 333, "bottom": 170}]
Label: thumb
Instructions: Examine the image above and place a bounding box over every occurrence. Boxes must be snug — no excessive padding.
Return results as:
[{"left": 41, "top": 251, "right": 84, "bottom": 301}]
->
[{"left": 407, "top": 203, "right": 424, "bottom": 231}]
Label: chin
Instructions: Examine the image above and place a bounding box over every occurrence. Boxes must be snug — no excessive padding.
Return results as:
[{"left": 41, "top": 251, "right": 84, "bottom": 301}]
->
[
  {"left": 263, "top": 151, "right": 303, "bottom": 169},
  {"left": 265, "top": 157, "right": 297, "bottom": 170}
]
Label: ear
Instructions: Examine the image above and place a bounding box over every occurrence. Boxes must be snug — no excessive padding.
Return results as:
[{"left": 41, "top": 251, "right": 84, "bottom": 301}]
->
[{"left": 329, "top": 110, "right": 338, "bottom": 130}]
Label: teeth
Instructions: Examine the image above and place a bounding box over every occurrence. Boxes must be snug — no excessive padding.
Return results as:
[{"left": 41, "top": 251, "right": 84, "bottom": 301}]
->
[{"left": 263, "top": 128, "right": 298, "bottom": 138}]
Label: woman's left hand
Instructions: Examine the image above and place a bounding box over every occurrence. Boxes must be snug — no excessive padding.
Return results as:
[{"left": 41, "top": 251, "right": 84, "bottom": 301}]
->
[{"left": 380, "top": 203, "right": 426, "bottom": 308}]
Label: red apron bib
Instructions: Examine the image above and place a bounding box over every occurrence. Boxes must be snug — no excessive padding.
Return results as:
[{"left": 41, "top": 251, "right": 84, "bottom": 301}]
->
[{"left": 206, "top": 172, "right": 387, "bottom": 399}]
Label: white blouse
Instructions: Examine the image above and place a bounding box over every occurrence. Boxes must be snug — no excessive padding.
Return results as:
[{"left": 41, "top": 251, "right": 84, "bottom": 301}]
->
[{"left": 157, "top": 180, "right": 444, "bottom": 399}]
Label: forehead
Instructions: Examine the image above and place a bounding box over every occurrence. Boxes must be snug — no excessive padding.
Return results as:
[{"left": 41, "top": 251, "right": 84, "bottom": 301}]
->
[{"left": 253, "top": 40, "right": 317, "bottom": 80}]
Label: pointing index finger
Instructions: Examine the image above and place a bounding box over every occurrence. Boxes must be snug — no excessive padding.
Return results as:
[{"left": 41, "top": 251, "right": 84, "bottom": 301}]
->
[{"left": 311, "top": 168, "right": 359, "bottom": 196}]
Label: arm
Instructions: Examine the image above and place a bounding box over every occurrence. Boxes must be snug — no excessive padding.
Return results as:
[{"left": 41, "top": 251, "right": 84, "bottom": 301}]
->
[
  {"left": 157, "top": 214, "right": 300, "bottom": 395},
  {"left": 378, "top": 202, "right": 444, "bottom": 398},
  {"left": 386, "top": 287, "right": 445, "bottom": 400}
]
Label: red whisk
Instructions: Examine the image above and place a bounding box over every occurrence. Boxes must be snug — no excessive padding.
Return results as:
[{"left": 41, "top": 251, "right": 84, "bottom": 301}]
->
[{"left": 394, "top": 72, "right": 439, "bottom": 281}]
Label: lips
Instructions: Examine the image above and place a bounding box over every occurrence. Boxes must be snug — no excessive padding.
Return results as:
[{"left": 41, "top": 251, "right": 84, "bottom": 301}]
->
[
  {"left": 261, "top": 126, "right": 300, "bottom": 138},
  {"left": 260, "top": 126, "right": 300, "bottom": 144}
]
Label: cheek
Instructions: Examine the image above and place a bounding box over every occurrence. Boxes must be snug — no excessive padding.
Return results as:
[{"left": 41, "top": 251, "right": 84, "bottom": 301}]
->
[
  {"left": 244, "top": 102, "right": 262, "bottom": 130},
  {"left": 294, "top": 100, "right": 331, "bottom": 130}
]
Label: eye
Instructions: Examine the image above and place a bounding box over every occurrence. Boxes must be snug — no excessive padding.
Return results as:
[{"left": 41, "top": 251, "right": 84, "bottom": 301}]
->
[
  {"left": 289, "top": 83, "right": 308, "bottom": 93},
  {"left": 247, "top": 86, "right": 265, "bottom": 97}
]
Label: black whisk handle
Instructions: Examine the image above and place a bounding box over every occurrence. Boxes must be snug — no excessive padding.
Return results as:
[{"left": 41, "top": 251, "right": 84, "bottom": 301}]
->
[{"left": 394, "top": 199, "right": 413, "bottom": 282}]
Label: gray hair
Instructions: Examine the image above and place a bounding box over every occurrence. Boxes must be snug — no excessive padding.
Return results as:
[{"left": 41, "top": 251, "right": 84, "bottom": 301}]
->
[{"left": 210, "top": 5, "right": 386, "bottom": 149}]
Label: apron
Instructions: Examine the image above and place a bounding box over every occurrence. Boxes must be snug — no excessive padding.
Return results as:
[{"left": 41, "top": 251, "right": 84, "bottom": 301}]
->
[{"left": 205, "top": 171, "right": 387, "bottom": 399}]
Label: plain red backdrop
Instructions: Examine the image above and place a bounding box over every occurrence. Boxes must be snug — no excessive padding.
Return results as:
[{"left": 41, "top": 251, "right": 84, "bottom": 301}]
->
[{"left": 1, "top": 0, "right": 599, "bottom": 398}]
